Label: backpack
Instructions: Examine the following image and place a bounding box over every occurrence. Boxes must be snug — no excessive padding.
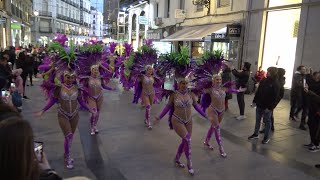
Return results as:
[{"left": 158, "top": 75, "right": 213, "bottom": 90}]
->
[{"left": 11, "top": 91, "right": 22, "bottom": 107}]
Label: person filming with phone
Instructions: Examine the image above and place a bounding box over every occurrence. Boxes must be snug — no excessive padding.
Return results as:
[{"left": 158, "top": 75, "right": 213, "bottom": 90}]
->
[{"left": 0, "top": 116, "right": 63, "bottom": 180}]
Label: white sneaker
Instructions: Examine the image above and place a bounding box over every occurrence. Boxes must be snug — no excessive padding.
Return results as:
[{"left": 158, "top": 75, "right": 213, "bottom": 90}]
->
[{"left": 236, "top": 115, "right": 246, "bottom": 120}]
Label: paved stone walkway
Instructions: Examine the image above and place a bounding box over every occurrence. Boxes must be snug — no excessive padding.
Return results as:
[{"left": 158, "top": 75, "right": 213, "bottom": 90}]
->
[{"left": 21, "top": 79, "right": 320, "bottom": 180}]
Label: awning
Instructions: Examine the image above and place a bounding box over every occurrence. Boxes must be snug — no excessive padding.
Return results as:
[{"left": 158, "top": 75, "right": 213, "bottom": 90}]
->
[{"left": 161, "top": 23, "right": 227, "bottom": 42}]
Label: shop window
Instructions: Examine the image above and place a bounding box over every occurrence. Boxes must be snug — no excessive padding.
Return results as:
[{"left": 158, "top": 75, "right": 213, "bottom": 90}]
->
[
  {"left": 218, "top": 0, "right": 230, "bottom": 8},
  {"left": 191, "top": 41, "right": 204, "bottom": 58},
  {"left": 262, "top": 8, "right": 301, "bottom": 88},
  {"left": 269, "top": 0, "right": 302, "bottom": 8}
]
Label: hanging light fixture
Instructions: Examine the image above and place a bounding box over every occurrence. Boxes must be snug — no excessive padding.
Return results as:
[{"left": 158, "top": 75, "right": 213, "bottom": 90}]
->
[{"left": 192, "top": 0, "right": 210, "bottom": 8}]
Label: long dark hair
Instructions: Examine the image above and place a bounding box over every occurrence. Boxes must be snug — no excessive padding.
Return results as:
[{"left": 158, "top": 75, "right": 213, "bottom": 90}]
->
[{"left": 0, "top": 118, "right": 39, "bottom": 180}]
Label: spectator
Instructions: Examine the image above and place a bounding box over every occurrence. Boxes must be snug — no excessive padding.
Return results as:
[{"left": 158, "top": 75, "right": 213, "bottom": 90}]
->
[
  {"left": 248, "top": 67, "right": 280, "bottom": 144},
  {"left": 232, "top": 62, "right": 251, "bottom": 120},
  {"left": 253, "top": 66, "right": 266, "bottom": 92},
  {"left": 8, "top": 46, "right": 16, "bottom": 69},
  {"left": 18, "top": 50, "right": 30, "bottom": 99},
  {"left": 304, "top": 72, "right": 320, "bottom": 152},
  {"left": 221, "top": 66, "right": 232, "bottom": 110},
  {"left": 12, "top": 68, "right": 24, "bottom": 95},
  {"left": 0, "top": 52, "right": 12, "bottom": 89},
  {"left": 289, "top": 65, "right": 307, "bottom": 124},
  {"left": 0, "top": 117, "right": 62, "bottom": 180}
]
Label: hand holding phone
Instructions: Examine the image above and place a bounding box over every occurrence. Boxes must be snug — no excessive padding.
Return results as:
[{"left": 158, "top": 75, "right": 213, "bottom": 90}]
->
[{"left": 34, "top": 141, "right": 44, "bottom": 162}]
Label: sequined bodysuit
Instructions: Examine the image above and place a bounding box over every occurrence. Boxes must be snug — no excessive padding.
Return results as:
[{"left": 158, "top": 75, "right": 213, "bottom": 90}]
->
[
  {"left": 88, "top": 76, "right": 103, "bottom": 100},
  {"left": 142, "top": 75, "right": 155, "bottom": 96},
  {"left": 172, "top": 91, "right": 193, "bottom": 124},
  {"left": 58, "top": 86, "right": 79, "bottom": 119},
  {"left": 209, "top": 87, "right": 226, "bottom": 116}
]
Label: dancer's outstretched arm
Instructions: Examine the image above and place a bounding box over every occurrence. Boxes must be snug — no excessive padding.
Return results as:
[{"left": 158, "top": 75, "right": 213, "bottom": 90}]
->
[
  {"left": 101, "top": 79, "right": 115, "bottom": 91},
  {"left": 191, "top": 93, "right": 207, "bottom": 119},
  {"left": 155, "top": 94, "right": 174, "bottom": 122},
  {"left": 35, "top": 97, "right": 58, "bottom": 117}
]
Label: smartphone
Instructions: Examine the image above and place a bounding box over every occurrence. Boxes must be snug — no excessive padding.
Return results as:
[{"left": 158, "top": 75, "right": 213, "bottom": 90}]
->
[
  {"left": 11, "top": 83, "right": 15, "bottom": 88},
  {"left": 1, "top": 90, "right": 5, "bottom": 97},
  {"left": 34, "top": 141, "right": 44, "bottom": 158},
  {"left": 303, "top": 78, "right": 306, "bottom": 88}
]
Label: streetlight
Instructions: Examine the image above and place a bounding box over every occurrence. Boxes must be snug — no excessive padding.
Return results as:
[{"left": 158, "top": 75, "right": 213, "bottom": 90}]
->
[{"left": 34, "top": 10, "right": 39, "bottom": 16}]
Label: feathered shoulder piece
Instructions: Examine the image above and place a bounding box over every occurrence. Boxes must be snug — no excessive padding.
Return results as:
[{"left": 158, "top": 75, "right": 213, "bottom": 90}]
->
[
  {"left": 76, "top": 43, "right": 106, "bottom": 78},
  {"left": 128, "top": 39, "right": 158, "bottom": 77},
  {"left": 193, "top": 50, "right": 227, "bottom": 90},
  {"left": 157, "top": 46, "right": 194, "bottom": 79}
]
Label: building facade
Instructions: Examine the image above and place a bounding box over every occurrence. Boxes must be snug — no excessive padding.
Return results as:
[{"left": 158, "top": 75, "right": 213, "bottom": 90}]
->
[
  {"left": 243, "top": 0, "right": 320, "bottom": 89},
  {"left": 32, "top": 0, "right": 91, "bottom": 46},
  {"left": 90, "top": 7, "right": 104, "bottom": 39},
  {"left": 104, "top": 0, "right": 119, "bottom": 39},
  {"left": 0, "top": 0, "right": 32, "bottom": 48}
]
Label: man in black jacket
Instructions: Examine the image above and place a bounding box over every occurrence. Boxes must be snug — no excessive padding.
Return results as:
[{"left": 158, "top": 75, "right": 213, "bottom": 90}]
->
[
  {"left": 0, "top": 52, "right": 12, "bottom": 89},
  {"left": 289, "top": 65, "right": 307, "bottom": 125},
  {"left": 248, "top": 67, "right": 280, "bottom": 144},
  {"left": 232, "top": 62, "right": 251, "bottom": 120}
]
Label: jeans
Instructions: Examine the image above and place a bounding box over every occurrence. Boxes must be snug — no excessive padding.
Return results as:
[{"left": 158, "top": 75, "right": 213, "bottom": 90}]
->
[
  {"left": 254, "top": 107, "right": 272, "bottom": 139},
  {"left": 237, "top": 92, "right": 245, "bottom": 115}
]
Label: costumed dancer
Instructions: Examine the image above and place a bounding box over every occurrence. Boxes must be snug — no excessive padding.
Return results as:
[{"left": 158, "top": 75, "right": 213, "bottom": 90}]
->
[
  {"left": 130, "top": 40, "right": 163, "bottom": 129},
  {"left": 154, "top": 47, "right": 206, "bottom": 176},
  {"left": 35, "top": 35, "right": 94, "bottom": 169},
  {"left": 77, "top": 42, "right": 115, "bottom": 135},
  {"left": 119, "top": 43, "right": 135, "bottom": 91},
  {"left": 193, "top": 51, "right": 245, "bottom": 158}
]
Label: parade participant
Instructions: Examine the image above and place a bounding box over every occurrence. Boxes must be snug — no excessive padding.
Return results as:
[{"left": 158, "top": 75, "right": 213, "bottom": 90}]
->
[
  {"left": 77, "top": 43, "right": 115, "bottom": 135},
  {"left": 35, "top": 35, "right": 94, "bottom": 169},
  {"left": 126, "top": 40, "right": 162, "bottom": 129},
  {"left": 35, "top": 69, "right": 94, "bottom": 169},
  {"left": 193, "top": 50, "right": 244, "bottom": 157},
  {"left": 202, "top": 75, "right": 245, "bottom": 157},
  {"left": 119, "top": 43, "right": 135, "bottom": 91},
  {"left": 154, "top": 78, "right": 207, "bottom": 176}
]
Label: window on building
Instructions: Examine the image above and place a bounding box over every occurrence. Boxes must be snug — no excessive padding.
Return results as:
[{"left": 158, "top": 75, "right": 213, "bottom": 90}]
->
[
  {"left": 196, "top": 4, "right": 203, "bottom": 11},
  {"left": 93, "top": 20, "right": 95, "bottom": 24},
  {"left": 165, "top": 0, "right": 170, "bottom": 18},
  {"left": 218, "top": 0, "right": 230, "bottom": 7},
  {"left": 180, "top": 0, "right": 185, "bottom": 9},
  {"left": 155, "top": 3, "right": 159, "bottom": 18},
  {"left": 93, "top": 26, "right": 95, "bottom": 30},
  {"left": 93, "top": 15, "right": 95, "bottom": 18}
]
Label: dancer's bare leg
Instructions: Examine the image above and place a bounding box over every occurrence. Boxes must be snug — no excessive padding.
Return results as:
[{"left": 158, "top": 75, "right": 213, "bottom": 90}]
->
[
  {"left": 172, "top": 118, "right": 194, "bottom": 175},
  {"left": 88, "top": 98, "right": 98, "bottom": 135}
]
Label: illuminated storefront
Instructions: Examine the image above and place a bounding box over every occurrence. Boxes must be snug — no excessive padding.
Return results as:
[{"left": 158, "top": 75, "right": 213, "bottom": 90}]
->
[{"left": 261, "top": 0, "right": 302, "bottom": 88}]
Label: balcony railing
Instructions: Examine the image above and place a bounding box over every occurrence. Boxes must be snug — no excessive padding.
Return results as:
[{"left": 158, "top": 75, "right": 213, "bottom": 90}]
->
[
  {"left": 39, "top": 27, "right": 52, "bottom": 33},
  {"left": 39, "top": 11, "right": 52, "bottom": 17}
]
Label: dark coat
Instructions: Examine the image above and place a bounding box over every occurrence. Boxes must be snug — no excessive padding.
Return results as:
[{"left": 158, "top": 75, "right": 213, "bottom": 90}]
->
[
  {"left": 253, "top": 76, "right": 281, "bottom": 110},
  {"left": 290, "top": 72, "right": 304, "bottom": 98},
  {"left": 232, "top": 69, "right": 250, "bottom": 88}
]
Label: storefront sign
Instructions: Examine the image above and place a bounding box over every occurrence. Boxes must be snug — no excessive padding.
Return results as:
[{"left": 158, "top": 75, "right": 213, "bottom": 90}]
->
[
  {"left": 212, "top": 33, "right": 226, "bottom": 39},
  {"left": 138, "top": 16, "right": 148, "bottom": 25},
  {"left": 227, "top": 24, "right": 241, "bottom": 37},
  {"left": 11, "top": 24, "right": 21, "bottom": 29},
  {"left": 147, "top": 29, "right": 162, "bottom": 40}
]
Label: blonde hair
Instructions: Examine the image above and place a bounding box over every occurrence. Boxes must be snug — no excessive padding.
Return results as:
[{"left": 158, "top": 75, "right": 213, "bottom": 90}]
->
[
  {"left": 145, "top": 65, "right": 153, "bottom": 71},
  {"left": 211, "top": 74, "right": 221, "bottom": 81},
  {"left": 91, "top": 64, "right": 99, "bottom": 71}
]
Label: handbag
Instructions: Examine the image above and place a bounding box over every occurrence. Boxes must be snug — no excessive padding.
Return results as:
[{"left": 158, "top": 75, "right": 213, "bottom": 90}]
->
[{"left": 11, "top": 91, "right": 22, "bottom": 107}]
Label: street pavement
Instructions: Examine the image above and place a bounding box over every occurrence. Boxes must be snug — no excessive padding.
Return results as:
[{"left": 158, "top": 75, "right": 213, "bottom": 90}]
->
[{"left": 20, "top": 78, "right": 320, "bottom": 180}]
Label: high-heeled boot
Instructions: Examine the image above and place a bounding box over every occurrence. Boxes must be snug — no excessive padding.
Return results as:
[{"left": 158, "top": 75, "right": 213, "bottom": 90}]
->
[
  {"left": 174, "top": 140, "right": 185, "bottom": 168},
  {"left": 64, "top": 133, "right": 74, "bottom": 169},
  {"left": 90, "top": 115, "right": 95, "bottom": 135},
  {"left": 145, "top": 105, "right": 152, "bottom": 129},
  {"left": 183, "top": 133, "right": 194, "bottom": 175},
  {"left": 204, "top": 126, "right": 214, "bottom": 150},
  {"left": 94, "top": 109, "right": 99, "bottom": 133},
  {"left": 214, "top": 125, "right": 227, "bottom": 157}
]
